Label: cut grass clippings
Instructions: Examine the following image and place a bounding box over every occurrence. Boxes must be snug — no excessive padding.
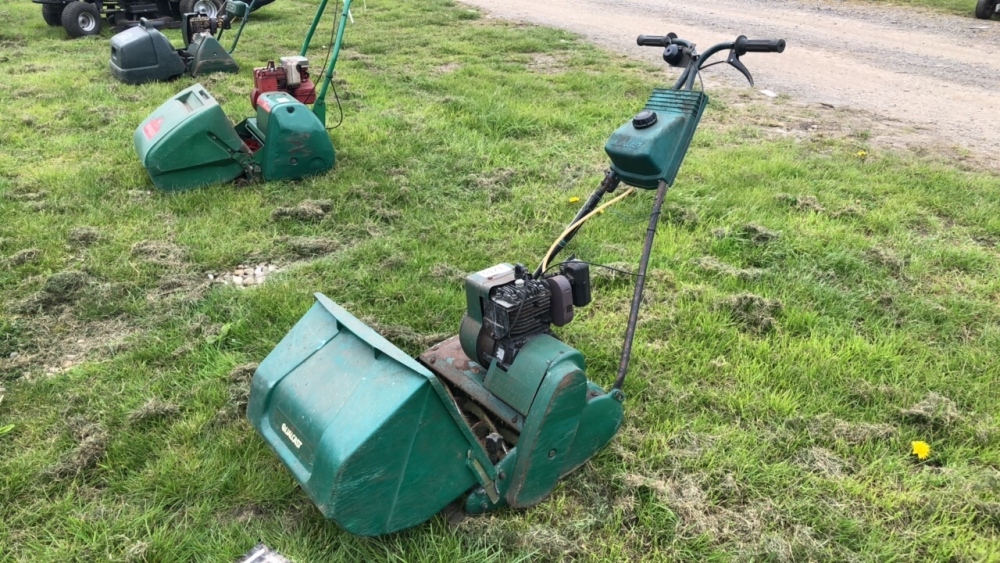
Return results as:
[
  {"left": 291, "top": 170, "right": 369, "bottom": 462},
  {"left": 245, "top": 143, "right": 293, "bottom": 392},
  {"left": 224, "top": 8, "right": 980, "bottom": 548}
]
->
[{"left": 1, "top": 0, "right": 1000, "bottom": 561}]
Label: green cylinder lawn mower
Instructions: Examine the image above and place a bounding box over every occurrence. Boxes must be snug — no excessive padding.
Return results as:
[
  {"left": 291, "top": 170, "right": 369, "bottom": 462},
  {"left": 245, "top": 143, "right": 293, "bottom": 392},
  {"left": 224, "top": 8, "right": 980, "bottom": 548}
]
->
[
  {"left": 246, "top": 33, "right": 786, "bottom": 536},
  {"left": 132, "top": 0, "right": 352, "bottom": 191},
  {"left": 110, "top": 0, "right": 253, "bottom": 84}
]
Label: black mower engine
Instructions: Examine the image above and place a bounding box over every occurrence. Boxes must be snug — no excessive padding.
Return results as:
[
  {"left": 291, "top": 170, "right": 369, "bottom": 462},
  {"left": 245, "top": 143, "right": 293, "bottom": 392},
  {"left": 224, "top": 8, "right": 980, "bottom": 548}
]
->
[{"left": 460, "top": 262, "right": 591, "bottom": 371}]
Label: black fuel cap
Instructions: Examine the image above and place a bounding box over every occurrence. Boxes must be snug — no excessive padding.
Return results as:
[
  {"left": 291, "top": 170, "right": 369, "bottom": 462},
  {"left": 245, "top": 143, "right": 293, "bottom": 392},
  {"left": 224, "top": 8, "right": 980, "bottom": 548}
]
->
[{"left": 632, "top": 109, "right": 658, "bottom": 129}]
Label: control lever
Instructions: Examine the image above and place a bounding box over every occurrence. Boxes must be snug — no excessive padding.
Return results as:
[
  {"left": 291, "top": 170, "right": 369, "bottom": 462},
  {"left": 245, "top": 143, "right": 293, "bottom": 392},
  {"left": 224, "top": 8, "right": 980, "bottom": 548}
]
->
[{"left": 726, "top": 49, "right": 754, "bottom": 86}]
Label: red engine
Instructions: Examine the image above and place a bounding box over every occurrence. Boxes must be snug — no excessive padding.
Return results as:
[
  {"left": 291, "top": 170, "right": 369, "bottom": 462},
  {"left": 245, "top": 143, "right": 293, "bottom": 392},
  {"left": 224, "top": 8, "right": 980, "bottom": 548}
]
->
[{"left": 250, "top": 56, "right": 318, "bottom": 109}]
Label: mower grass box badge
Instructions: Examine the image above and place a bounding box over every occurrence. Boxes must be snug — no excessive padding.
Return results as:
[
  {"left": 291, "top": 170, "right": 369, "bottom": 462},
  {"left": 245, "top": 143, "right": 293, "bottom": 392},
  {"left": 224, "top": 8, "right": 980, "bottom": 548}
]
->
[
  {"left": 247, "top": 33, "right": 786, "bottom": 535},
  {"left": 133, "top": 0, "right": 352, "bottom": 191}
]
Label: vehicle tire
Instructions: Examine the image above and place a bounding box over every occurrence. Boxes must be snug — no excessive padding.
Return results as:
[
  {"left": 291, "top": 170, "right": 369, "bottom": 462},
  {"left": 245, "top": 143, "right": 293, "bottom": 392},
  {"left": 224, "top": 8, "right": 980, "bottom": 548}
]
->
[
  {"left": 976, "top": 0, "right": 997, "bottom": 19},
  {"left": 61, "top": 2, "right": 101, "bottom": 37},
  {"left": 179, "top": 0, "right": 224, "bottom": 18},
  {"left": 42, "top": 3, "right": 65, "bottom": 26}
]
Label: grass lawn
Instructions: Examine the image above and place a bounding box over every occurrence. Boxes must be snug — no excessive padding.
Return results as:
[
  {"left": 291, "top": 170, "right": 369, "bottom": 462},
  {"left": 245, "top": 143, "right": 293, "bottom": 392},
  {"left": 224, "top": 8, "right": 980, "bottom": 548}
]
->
[
  {"left": 863, "top": 0, "right": 981, "bottom": 16},
  {"left": 1, "top": 0, "right": 999, "bottom": 560}
]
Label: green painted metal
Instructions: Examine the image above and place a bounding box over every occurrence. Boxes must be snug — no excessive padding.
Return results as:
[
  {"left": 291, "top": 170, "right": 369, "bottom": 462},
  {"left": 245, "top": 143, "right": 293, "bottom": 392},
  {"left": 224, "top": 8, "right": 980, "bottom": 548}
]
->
[
  {"left": 235, "top": 92, "right": 335, "bottom": 181},
  {"left": 312, "top": 0, "right": 353, "bottom": 127},
  {"left": 248, "top": 293, "right": 497, "bottom": 537},
  {"left": 134, "top": 84, "right": 249, "bottom": 191},
  {"left": 299, "top": 0, "right": 329, "bottom": 57},
  {"left": 604, "top": 89, "right": 708, "bottom": 189},
  {"left": 464, "top": 380, "right": 624, "bottom": 514}
]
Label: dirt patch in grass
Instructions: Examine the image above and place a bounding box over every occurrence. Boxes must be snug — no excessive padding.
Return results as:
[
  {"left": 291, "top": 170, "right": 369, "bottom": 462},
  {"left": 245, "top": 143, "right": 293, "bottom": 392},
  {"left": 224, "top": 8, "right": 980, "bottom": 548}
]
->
[
  {"left": 795, "top": 446, "right": 851, "bottom": 478},
  {"left": 661, "top": 204, "right": 700, "bottom": 228},
  {"left": 623, "top": 472, "right": 767, "bottom": 544},
  {"left": 280, "top": 236, "right": 339, "bottom": 257},
  {"left": 127, "top": 398, "right": 179, "bottom": 424},
  {"left": 429, "top": 262, "right": 467, "bottom": 283},
  {"left": 775, "top": 193, "right": 826, "bottom": 213},
  {"left": 831, "top": 204, "right": 864, "bottom": 219},
  {"left": 225, "top": 503, "right": 270, "bottom": 524},
  {"left": 464, "top": 168, "right": 517, "bottom": 203},
  {"left": 12, "top": 270, "right": 90, "bottom": 313},
  {"left": 271, "top": 199, "right": 333, "bottom": 222},
  {"left": 1, "top": 312, "right": 135, "bottom": 382},
  {"left": 694, "top": 256, "right": 763, "bottom": 282},
  {"left": 527, "top": 52, "right": 569, "bottom": 74},
  {"left": 226, "top": 362, "right": 258, "bottom": 419},
  {"left": 131, "top": 241, "right": 186, "bottom": 268},
  {"left": 48, "top": 417, "right": 108, "bottom": 479},
  {"left": 434, "top": 62, "right": 462, "bottom": 75},
  {"left": 668, "top": 430, "right": 719, "bottom": 458},
  {"left": 4, "top": 248, "right": 41, "bottom": 267},
  {"left": 802, "top": 414, "right": 897, "bottom": 445},
  {"left": 717, "top": 292, "right": 782, "bottom": 334},
  {"left": 901, "top": 392, "right": 962, "bottom": 427},
  {"left": 739, "top": 223, "right": 781, "bottom": 244},
  {"left": 68, "top": 226, "right": 102, "bottom": 246},
  {"left": 866, "top": 246, "right": 908, "bottom": 275},
  {"left": 3, "top": 190, "right": 47, "bottom": 201}
]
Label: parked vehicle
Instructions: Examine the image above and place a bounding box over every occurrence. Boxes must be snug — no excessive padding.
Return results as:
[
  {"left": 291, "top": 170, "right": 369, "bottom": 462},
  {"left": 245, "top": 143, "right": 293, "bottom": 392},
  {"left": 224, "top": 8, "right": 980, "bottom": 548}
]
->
[{"left": 34, "top": 0, "right": 274, "bottom": 38}]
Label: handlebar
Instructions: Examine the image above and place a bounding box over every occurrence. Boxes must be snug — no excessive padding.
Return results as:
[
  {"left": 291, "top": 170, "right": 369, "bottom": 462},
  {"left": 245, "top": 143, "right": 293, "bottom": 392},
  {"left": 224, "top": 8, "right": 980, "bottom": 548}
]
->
[
  {"left": 636, "top": 34, "right": 671, "bottom": 47},
  {"left": 735, "top": 36, "right": 785, "bottom": 54},
  {"left": 636, "top": 33, "right": 785, "bottom": 90},
  {"left": 637, "top": 34, "right": 784, "bottom": 54}
]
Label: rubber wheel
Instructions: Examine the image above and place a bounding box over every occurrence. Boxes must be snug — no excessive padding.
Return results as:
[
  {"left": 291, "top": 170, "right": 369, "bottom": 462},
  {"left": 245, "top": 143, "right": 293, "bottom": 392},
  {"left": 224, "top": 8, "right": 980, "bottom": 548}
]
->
[
  {"left": 976, "top": 0, "right": 997, "bottom": 19},
  {"left": 179, "top": 0, "right": 224, "bottom": 18},
  {"left": 61, "top": 2, "right": 101, "bottom": 38},
  {"left": 42, "top": 4, "right": 65, "bottom": 26}
]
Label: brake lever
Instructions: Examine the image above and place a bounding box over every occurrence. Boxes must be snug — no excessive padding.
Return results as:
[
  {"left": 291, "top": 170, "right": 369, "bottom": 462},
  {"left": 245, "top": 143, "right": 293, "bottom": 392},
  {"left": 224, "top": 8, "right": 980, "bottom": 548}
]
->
[{"left": 726, "top": 49, "right": 754, "bottom": 87}]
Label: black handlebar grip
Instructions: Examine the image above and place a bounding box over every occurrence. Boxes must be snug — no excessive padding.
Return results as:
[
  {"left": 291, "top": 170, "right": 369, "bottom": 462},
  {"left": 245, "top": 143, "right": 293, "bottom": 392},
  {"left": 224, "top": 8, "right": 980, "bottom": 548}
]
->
[
  {"left": 637, "top": 35, "right": 671, "bottom": 47},
  {"left": 737, "top": 37, "right": 786, "bottom": 53}
]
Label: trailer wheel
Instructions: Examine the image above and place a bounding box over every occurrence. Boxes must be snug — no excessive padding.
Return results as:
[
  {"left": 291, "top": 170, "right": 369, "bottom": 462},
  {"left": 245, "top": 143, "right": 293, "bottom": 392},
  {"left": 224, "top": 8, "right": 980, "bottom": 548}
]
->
[
  {"left": 976, "top": 0, "right": 998, "bottom": 19},
  {"left": 42, "top": 3, "right": 65, "bottom": 26},
  {"left": 179, "top": 0, "right": 224, "bottom": 18},
  {"left": 62, "top": 2, "right": 101, "bottom": 38}
]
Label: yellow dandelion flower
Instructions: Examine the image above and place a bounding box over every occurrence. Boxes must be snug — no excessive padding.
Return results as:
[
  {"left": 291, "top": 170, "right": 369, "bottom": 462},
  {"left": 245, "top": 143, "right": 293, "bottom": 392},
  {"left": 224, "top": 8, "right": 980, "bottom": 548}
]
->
[
  {"left": 856, "top": 150, "right": 868, "bottom": 159},
  {"left": 569, "top": 196, "right": 581, "bottom": 203},
  {"left": 911, "top": 440, "right": 931, "bottom": 460}
]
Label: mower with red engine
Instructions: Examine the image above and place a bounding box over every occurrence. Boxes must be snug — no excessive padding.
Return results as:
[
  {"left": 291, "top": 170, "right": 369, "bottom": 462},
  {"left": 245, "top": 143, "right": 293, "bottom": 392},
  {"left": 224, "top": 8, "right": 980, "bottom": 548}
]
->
[{"left": 132, "top": 0, "right": 352, "bottom": 191}]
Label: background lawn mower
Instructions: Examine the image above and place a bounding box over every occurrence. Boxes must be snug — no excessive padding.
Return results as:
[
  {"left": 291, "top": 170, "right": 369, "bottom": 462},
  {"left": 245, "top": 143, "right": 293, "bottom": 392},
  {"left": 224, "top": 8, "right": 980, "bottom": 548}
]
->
[
  {"left": 132, "top": 0, "right": 352, "bottom": 191},
  {"left": 109, "top": 0, "right": 253, "bottom": 84},
  {"left": 33, "top": 0, "right": 273, "bottom": 38},
  {"left": 246, "top": 32, "right": 786, "bottom": 536}
]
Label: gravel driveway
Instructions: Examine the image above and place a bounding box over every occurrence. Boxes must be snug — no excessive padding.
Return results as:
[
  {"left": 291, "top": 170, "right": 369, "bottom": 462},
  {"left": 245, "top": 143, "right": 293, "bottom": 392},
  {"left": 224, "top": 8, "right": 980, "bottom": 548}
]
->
[{"left": 460, "top": 0, "right": 1000, "bottom": 159}]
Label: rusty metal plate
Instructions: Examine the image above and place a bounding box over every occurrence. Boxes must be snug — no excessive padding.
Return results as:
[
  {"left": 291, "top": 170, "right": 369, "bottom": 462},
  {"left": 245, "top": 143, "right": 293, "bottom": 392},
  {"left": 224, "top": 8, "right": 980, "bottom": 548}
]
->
[{"left": 420, "top": 336, "right": 524, "bottom": 433}]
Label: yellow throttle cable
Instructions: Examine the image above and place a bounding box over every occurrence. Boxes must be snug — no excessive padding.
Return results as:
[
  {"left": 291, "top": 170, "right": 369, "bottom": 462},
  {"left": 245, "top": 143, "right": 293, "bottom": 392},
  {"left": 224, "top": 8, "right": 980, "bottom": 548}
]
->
[{"left": 539, "top": 188, "right": 637, "bottom": 274}]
